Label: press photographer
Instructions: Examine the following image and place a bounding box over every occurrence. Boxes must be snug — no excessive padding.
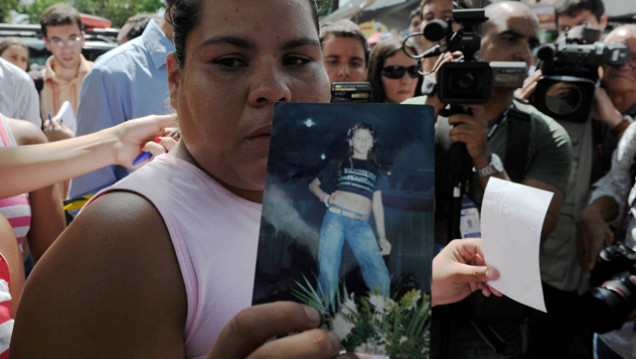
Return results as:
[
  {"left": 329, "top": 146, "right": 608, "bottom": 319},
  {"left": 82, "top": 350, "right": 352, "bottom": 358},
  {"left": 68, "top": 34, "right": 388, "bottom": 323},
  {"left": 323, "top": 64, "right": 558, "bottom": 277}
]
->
[
  {"left": 579, "top": 24, "right": 636, "bottom": 359},
  {"left": 529, "top": 26, "right": 628, "bottom": 122},
  {"left": 404, "top": 2, "right": 573, "bottom": 357},
  {"left": 511, "top": 3, "right": 636, "bottom": 355}
]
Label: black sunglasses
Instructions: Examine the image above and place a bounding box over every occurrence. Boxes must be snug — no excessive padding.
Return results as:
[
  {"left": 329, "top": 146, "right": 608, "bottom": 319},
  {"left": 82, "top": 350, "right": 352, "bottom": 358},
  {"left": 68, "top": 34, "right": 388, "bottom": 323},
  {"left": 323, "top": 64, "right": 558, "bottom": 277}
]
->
[{"left": 381, "top": 64, "right": 419, "bottom": 79}]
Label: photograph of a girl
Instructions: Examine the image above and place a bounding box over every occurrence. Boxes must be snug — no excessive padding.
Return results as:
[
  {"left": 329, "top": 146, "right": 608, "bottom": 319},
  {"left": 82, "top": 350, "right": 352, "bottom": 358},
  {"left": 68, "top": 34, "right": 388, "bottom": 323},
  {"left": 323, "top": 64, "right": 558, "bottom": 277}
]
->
[
  {"left": 254, "top": 102, "right": 435, "bottom": 357},
  {"left": 309, "top": 122, "right": 391, "bottom": 306}
]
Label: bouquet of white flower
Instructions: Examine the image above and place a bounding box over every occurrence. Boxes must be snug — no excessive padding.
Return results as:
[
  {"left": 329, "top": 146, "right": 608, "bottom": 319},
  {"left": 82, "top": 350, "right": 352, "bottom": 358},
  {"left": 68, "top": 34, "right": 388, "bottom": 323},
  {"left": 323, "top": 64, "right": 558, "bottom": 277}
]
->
[{"left": 293, "top": 276, "right": 431, "bottom": 358}]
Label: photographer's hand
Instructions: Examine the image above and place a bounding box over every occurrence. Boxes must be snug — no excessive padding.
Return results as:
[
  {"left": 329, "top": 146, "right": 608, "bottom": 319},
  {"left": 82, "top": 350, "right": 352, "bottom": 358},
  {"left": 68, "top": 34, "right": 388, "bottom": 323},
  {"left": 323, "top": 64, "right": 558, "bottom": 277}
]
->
[
  {"left": 514, "top": 69, "right": 542, "bottom": 101},
  {"left": 592, "top": 87, "right": 627, "bottom": 137},
  {"left": 447, "top": 105, "right": 490, "bottom": 168},
  {"left": 424, "top": 51, "right": 463, "bottom": 117},
  {"left": 579, "top": 197, "right": 618, "bottom": 275}
]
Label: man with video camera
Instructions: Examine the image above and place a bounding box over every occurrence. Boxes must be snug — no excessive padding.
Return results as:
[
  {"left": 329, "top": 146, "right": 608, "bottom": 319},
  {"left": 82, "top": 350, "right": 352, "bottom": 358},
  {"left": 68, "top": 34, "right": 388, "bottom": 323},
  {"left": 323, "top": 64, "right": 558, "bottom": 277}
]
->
[
  {"left": 405, "top": 1, "right": 574, "bottom": 357},
  {"left": 512, "top": 0, "right": 634, "bottom": 357},
  {"left": 579, "top": 24, "right": 636, "bottom": 359}
]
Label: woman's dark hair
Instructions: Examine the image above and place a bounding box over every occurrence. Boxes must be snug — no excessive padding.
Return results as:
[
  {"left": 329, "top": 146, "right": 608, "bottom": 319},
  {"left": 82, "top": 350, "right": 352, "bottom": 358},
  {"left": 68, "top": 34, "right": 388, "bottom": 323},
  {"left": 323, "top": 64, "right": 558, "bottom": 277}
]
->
[
  {"left": 168, "top": 0, "right": 320, "bottom": 68},
  {"left": 337, "top": 122, "right": 379, "bottom": 174},
  {"left": 367, "top": 36, "right": 422, "bottom": 103}
]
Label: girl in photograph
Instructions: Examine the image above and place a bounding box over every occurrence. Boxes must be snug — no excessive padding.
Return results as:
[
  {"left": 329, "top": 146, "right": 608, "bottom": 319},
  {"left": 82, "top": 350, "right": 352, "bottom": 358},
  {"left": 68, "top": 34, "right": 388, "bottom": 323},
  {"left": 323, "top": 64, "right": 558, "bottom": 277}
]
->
[
  {"left": 367, "top": 36, "right": 421, "bottom": 103},
  {"left": 309, "top": 122, "right": 391, "bottom": 306}
]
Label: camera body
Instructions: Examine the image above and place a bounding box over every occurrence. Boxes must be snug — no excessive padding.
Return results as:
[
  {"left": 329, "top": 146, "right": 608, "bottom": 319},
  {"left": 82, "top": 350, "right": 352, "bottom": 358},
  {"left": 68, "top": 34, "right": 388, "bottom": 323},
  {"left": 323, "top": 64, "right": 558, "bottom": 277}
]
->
[
  {"left": 423, "top": 9, "right": 526, "bottom": 105},
  {"left": 330, "top": 82, "right": 372, "bottom": 103},
  {"left": 530, "top": 26, "right": 629, "bottom": 121},
  {"left": 582, "top": 243, "right": 636, "bottom": 333}
]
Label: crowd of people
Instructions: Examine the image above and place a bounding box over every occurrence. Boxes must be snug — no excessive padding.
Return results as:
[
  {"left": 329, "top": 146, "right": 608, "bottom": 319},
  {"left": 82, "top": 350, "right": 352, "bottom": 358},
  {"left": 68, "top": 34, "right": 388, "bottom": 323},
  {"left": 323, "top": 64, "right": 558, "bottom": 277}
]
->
[{"left": 0, "top": 0, "right": 635, "bottom": 357}]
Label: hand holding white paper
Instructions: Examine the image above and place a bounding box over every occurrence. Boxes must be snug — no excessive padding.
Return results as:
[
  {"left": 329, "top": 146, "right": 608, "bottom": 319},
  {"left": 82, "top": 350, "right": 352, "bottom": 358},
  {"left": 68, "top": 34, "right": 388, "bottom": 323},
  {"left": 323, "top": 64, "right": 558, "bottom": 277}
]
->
[
  {"left": 56, "top": 101, "right": 76, "bottom": 133},
  {"left": 481, "top": 177, "right": 553, "bottom": 313}
]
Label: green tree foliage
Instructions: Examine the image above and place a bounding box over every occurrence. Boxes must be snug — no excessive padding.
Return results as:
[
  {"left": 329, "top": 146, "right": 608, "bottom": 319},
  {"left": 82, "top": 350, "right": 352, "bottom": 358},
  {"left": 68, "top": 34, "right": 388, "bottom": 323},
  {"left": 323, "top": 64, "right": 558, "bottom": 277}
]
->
[
  {"left": 16, "top": 0, "right": 166, "bottom": 28},
  {"left": 317, "top": 0, "right": 339, "bottom": 17},
  {"left": 0, "top": 0, "right": 22, "bottom": 22}
]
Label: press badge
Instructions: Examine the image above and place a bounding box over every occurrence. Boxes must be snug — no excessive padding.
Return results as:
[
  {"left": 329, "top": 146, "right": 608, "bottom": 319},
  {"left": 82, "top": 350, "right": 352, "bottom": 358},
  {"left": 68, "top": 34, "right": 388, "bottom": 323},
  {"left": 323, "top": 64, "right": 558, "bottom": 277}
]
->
[{"left": 460, "top": 195, "right": 481, "bottom": 238}]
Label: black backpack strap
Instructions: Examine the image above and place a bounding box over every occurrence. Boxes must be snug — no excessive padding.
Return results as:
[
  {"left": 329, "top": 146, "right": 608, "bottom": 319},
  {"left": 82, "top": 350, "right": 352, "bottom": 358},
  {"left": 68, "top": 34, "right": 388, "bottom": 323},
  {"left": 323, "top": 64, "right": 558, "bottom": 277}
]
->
[{"left": 505, "top": 106, "right": 531, "bottom": 183}]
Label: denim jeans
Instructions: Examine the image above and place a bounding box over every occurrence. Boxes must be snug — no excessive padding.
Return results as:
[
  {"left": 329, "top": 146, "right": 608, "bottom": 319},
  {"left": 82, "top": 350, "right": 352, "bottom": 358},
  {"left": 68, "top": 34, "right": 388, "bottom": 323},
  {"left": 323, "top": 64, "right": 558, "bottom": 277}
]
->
[{"left": 317, "top": 207, "right": 390, "bottom": 307}]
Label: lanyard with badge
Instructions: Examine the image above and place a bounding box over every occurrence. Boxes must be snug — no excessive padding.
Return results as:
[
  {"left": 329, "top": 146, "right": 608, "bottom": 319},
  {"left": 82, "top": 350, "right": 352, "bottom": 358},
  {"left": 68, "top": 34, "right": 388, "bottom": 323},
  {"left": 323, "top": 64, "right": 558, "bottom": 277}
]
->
[{"left": 459, "top": 105, "right": 513, "bottom": 239}]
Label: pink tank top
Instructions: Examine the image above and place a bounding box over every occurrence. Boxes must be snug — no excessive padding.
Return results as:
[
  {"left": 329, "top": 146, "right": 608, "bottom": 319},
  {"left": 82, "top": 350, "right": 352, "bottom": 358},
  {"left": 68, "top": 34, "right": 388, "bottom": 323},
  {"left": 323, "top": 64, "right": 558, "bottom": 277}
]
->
[
  {"left": 0, "top": 115, "right": 31, "bottom": 258},
  {"left": 92, "top": 154, "right": 262, "bottom": 359}
]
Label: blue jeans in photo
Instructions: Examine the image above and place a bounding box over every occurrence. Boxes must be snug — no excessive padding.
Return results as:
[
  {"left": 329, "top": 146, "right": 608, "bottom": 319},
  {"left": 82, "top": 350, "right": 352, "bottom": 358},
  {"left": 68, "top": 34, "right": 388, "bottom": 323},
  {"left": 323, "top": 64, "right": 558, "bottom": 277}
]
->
[{"left": 317, "top": 206, "right": 390, "bottom": 307}]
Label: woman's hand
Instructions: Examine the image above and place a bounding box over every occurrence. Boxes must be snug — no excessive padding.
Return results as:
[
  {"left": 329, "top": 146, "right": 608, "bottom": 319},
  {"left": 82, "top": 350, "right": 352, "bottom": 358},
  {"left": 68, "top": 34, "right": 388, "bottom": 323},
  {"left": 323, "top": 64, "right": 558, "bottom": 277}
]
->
[
  {"left": 205, "top": 302, "right": 352, "bottom": 359},
  {"left": 432, "top": 238, "right": 501, "bottom": 306},
  {"left": 378, "top": 236, "right": 391, "bottom": 256},
  {"left": 108, "top": 114, "right": 179, "bottom": 168},
  {"left": 322, "top": 193, "right": 332, "bottom": 208}
]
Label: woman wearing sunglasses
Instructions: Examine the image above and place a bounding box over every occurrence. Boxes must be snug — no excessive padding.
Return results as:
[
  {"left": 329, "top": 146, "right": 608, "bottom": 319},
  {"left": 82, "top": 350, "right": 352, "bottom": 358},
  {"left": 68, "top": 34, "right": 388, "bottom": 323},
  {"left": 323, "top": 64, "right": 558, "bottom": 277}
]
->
[{"left": 367, "top": 36, "right": 422, "bottom": 103}]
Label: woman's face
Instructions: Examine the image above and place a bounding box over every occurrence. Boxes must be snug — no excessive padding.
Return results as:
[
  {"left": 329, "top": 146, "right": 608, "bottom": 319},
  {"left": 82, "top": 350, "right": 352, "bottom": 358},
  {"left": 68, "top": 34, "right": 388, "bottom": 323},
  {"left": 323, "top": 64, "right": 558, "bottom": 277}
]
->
[
  {"left": 350, "top": 128, "right": 374, "bottom": 159},
  {"left": 1, "top": 45, "right": 28, "bottom": 72},
  {"left": 168, "top": 0, "right": 330, "bottom": 201},
  {"left": 380, "top": 51, "right": 419, "bottom": 103}
]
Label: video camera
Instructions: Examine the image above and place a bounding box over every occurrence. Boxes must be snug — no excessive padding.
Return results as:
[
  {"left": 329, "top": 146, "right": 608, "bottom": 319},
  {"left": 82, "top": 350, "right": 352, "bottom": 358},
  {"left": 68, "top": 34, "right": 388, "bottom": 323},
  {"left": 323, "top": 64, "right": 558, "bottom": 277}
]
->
[
  {"left": 581, "top": 242, "right": 636, "bottom": 333},
  {"left": 404, "top": 8, "right": 526, "bottom": 105},
  {"left": 530, "top": 25, "right": 629, "bottom": 121}
]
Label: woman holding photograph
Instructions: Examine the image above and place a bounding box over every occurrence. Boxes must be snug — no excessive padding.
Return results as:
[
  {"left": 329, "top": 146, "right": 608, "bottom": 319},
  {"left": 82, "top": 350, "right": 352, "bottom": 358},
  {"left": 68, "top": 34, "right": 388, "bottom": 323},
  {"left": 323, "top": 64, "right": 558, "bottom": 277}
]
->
[
  {"left": 10, "top": 0, "right": 499, "bottom": 357},
  {"left": 11, "top": 1, "right": 348, "bottom": 358},
  {"left": 309, "top": 122, "right": 391, "bottom": 307}
]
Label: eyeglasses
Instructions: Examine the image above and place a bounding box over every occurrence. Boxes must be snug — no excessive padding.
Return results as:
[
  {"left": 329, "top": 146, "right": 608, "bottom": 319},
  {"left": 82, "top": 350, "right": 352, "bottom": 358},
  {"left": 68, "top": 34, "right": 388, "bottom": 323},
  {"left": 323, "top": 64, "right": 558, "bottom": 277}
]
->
[
  {"left": 47, "top": 36, "right": 81, "bottom": 49},
  {"left": 381, "top": 64, "right": 419, "bottom": 79},
  {"left": 609, "top": 55, "right": 636, "bottom": 69}
]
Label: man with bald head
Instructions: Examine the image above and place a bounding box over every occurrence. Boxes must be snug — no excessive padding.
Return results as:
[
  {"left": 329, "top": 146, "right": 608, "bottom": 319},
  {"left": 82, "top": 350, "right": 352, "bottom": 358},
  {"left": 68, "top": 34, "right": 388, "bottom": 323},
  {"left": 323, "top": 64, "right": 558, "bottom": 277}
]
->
[
  {"left": 419, "top": 2, "right": 574, "bottom": 357},
  {"left": 580, "top": 25, "right": 636, "bottom": 359}
]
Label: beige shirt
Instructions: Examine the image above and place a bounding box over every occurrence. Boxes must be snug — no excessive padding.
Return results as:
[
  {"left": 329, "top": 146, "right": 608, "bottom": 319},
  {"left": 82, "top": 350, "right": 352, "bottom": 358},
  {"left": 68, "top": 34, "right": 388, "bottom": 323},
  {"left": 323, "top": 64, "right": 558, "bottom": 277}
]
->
[{"left": 40, "top": 54, "right": 93, "bottom": 124}]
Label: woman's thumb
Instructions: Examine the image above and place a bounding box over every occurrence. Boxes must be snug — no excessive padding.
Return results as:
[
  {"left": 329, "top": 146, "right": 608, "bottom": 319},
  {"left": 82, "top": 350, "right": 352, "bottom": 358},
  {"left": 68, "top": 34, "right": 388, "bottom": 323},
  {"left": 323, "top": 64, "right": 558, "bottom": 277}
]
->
[{"left": 456, "top": 264, "right": 499, "bottom": 283}]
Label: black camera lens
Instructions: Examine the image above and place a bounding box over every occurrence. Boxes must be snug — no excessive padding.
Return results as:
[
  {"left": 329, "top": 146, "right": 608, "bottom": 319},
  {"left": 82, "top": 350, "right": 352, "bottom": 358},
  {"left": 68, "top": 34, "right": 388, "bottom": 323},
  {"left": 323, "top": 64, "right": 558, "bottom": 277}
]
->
[
  {"left": 454, "top": 72, "right": 477, "bottom": 90},
  {"left": 437, "top": 62, "right": 492, "bottom": 104},
  {"left": 530, "top": 76, "right": 595, "bottom": 122},
  {"left": 582, "top": 273, "right": 636, "bottom": 333},
  {"left": 544, "top": 82, "right": 583, "bottom": 116}
]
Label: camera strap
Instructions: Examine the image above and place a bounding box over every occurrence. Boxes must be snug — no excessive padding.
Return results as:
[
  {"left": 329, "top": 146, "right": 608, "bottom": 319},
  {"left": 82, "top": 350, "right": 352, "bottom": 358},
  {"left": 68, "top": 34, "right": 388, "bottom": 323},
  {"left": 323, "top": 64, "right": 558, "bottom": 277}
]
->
[
  {"left": 486, "top": 105, "right": 514, "bottom": 140},
  {"left": 504, "top": 106, "right": 532, "bottom": 183},
  {"left": 483, "top": 103, "right": 531, "bottom": 183}
]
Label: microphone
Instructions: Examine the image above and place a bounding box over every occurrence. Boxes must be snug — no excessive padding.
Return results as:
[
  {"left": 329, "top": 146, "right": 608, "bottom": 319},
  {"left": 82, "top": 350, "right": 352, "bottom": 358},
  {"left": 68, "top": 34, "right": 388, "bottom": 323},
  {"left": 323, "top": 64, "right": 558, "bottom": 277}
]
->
[
  {"left": 424, "top": 19, "right": 450, "bottom": 42},
  {"left": 421, "top": 45, "right": 444, "bottom": 58}
]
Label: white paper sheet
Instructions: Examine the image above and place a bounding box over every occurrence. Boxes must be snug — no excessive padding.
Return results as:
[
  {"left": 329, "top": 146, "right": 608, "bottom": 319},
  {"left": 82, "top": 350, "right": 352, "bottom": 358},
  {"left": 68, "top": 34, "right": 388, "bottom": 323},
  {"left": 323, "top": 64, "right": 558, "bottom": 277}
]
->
[
  {"left": 56, "top": 101, "right": 76, "bottom": 133},
  {"left": 481, "top": 177, "right": 552, "bottom": 313}
]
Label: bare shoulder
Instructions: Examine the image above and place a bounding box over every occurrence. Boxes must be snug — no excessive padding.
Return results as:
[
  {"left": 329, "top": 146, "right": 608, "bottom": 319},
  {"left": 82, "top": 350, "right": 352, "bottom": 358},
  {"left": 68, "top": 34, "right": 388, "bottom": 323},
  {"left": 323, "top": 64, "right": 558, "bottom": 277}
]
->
[
  {"left": 5, "top": 117, "right": 47, "bottom": 145},
  {"left": 10, "top": 191, "right": 187, "bottom": 358}
]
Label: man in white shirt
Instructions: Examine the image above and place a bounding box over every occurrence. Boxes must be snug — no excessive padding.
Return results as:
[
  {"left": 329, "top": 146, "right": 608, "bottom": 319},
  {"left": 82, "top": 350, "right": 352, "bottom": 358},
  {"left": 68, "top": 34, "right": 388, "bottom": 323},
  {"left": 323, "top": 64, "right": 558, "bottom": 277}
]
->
[{"left": 0, "top": 57, "right": 40, "bottom": 128}]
